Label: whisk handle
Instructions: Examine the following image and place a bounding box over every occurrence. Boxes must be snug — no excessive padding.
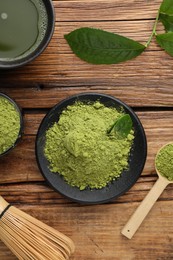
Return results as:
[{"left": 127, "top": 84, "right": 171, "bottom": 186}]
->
[{"left": 0, "top": 196, "right": 9, "bottom": 216}]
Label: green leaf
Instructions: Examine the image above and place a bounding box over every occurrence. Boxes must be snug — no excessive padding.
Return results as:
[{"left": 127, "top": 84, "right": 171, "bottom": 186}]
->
[
  {"left": 159, "top": 0, "right": 173, "bottom": 32},
  {"left": 64, "top": 27, "right": 145, "bottom": 64},
  {"left": 113, "top": 114, "right": 132, "bottom": 138},
  {"left": 159, "top": 0, "right": 173, "bottom": 16},
  {"left": 156, "top": 32, "right": 173, "bottom": 56},
  {"left": 159, "top": 14, "right": 173, "bottom": 32},
  {"left": 107, "top": 114, "right": 132, "bottom": 138}
]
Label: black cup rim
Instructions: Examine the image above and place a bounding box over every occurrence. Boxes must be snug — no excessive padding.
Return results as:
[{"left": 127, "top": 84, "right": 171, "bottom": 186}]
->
[
  {"left": 35, "top": 93, "right": 147, "bottom": 204},
  {"left": 0, "top": 0, "right": 55, "bottom": 69},
  {"left": 0, "top": 93, "right": 23, "bottom": 157}
]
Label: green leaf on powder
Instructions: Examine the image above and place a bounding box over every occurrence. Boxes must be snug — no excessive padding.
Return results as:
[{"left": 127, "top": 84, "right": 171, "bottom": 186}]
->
[
  {"left": 64, "top": 27, "right": 146, "bottom": 64},
  {"left": 156, "top": 32, "right": 173, "bottom": 57},
  {"left": 107, "top": 114, "right": 132, "bottom": 138}
]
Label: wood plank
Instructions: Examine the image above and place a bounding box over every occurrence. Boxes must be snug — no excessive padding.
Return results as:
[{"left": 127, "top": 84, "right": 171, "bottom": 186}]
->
[
  {"left": 0, "top": 111, "right": 173, "bottom": 184},
  {"left": 0, "top": 178, "right": 173, "bottom": 205},
  {"left": 0, "top": 46, "right": 170, "bottom": 86},
  {"left": 55, "top": 0, "right": 160, "bottom": 22},
  {"left": 0, "top": 200, "right": 173, "bottom": 259},
  {"left": 1, "top": 83, "right": 173, "bottom": 108}
]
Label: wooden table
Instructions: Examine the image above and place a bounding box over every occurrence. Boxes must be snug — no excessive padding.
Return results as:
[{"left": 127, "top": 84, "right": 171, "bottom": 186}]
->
[{"left": 0, "top": 0, "right": 173, "bottom": 259}]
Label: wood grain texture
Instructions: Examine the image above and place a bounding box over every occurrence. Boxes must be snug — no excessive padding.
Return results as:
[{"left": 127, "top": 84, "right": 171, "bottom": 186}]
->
[
  {"left": 1, "top": 0, "right": 173, "bottom": 259},
  {"left": 0, "top": 110, "right": 172, "bottom": 184}
]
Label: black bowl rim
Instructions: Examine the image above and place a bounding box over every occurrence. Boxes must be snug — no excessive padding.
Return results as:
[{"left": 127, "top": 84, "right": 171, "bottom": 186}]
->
[
  {"left": 0, "top": 0, "right": 55, "bottom": 70},
  {"left": 35, "top": 92, "right": 147, "bottom": 204},
  {"left": 0, "top": 93, "right": 24, "bottom": 157}
]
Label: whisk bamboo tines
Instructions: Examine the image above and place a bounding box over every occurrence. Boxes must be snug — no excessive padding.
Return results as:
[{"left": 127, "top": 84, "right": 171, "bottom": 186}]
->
[{"left": 0, "top": 196, "right": 75, "bottom": 260}]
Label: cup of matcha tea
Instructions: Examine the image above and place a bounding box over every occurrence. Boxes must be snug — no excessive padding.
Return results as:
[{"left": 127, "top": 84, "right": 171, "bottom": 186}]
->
[{"left": 0, "top": 0, "right": 55, "bottom": 69}]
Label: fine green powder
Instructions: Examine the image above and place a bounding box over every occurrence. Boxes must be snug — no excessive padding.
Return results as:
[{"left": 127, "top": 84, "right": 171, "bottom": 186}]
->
[
  {"left": 44, "top": 101, "right": 134, "bottom": 190},
  {"left": 0, "top": 97, "right": 20, "bottom": 154},
  {"left": 155, "top": 143, "right": 173, "bottom": 181}
]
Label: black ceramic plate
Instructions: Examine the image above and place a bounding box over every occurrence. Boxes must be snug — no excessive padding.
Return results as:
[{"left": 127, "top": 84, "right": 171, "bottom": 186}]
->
[
  {"left": 0, "top": 93, "right": 23, "bottom": 157},
  {"left": 35, "top": 93, "right": 147, "bottom": 204}
]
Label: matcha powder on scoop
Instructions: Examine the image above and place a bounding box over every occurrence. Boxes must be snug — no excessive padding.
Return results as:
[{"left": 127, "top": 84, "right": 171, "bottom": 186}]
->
[
  {"left": 44, "top": 101, "right": 134, "bottom": 190},
  {"left": 155, "top": 143, "right": 173, "bottom": 181},
  {"left": 0, "top": 96, "right": 20, "bottom": 154}
]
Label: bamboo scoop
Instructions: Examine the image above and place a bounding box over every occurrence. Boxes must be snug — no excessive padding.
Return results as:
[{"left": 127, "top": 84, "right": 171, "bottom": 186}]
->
[
  {"left": 121, "top": 143, "right": 173, "bottom": 239},
  {"left": 0, "top": 196, "right": 75, "bottom": 259}
]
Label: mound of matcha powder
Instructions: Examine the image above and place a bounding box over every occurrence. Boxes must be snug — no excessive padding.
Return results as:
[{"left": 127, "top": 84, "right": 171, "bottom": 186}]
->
[
  {"left": 0, "top": 96, "right": 20, "bottom": 154},
  {"left": 44, "top": 101, "right": 134, "bottom": 190},
  {"left": 156, "top": 143, "right": 173, "bottom": 181}
]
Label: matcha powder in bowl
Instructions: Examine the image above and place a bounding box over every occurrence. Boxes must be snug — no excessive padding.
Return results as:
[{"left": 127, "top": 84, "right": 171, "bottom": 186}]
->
[
  {"left": 36, "top": 93, "right": 147, "bottom": 204},
  {"left": 44, "top": 101, "right": 134, "bottom": 190},
  {"left": 0, "top": 94, "right": 22, "bottom": 156}
]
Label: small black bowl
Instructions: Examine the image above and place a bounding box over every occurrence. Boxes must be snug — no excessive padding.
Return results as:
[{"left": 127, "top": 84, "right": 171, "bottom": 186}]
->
[
  {"left": 0, "top": 0, "right": 55, "bottom": 69},
  {"left": 0, "top": 93, "right": 23, "bottom": 157},
  {"left": 35, "top": 93, "right": 147, "bottom": 204}
]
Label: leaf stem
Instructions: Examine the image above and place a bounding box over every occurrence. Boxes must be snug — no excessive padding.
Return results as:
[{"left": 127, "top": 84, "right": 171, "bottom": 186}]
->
[
  {"left": 145, "top": 10, "right": 160, "bottom": 48},
  {"left": 107, "top": 121, "right": 117, "bottom": 135}
]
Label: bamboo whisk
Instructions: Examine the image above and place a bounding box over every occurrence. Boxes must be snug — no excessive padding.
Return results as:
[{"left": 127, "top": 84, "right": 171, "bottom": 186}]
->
[{"left": 0, "top": 196, "right": 75, "bottom": 260}]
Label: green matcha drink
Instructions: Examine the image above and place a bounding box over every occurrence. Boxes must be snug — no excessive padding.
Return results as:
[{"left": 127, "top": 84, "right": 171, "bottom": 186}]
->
[
  {"left": 0, "top": 0, "right": 48, "bottom": 60},
  {"left": 0, "top": 96, "right": 20, "bottom": 155},
  {"left": 44, "top": 101, "right": 134, "bottom": 190}
]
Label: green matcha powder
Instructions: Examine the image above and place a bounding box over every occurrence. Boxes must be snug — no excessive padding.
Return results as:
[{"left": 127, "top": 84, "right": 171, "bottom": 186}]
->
[
  {"left": 0, "top": 97, "right": 20, "bottom": 154},
  {"left": 45, "top": 101, "right": 134, "bottom": 190},
  {"left": 156, "top": 143, "right": 173, "bottom": 181}
]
